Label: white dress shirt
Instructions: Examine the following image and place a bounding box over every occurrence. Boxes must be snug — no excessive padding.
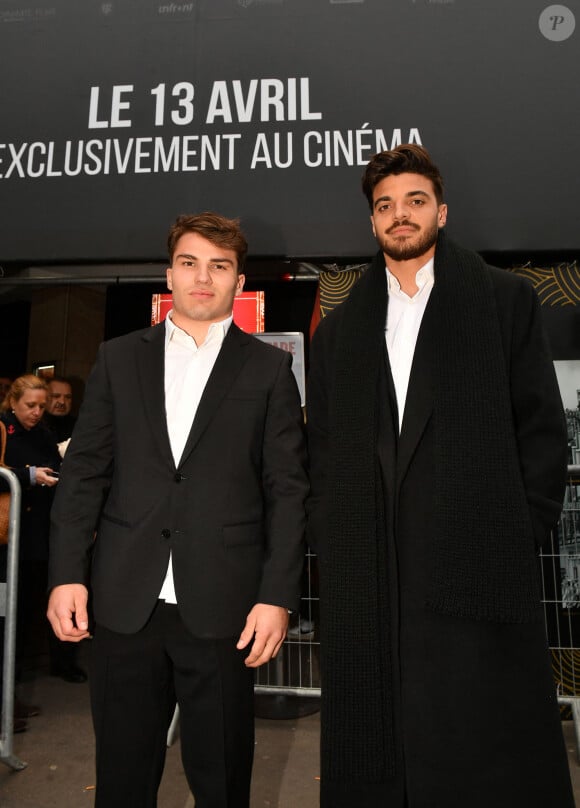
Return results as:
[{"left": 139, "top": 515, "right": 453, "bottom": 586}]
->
[
  {"left": 385, "top": 258, "right": 434, "bottom": 432},
  {"left": 158, "top": 311, "right": 232, "bottom": 603}
]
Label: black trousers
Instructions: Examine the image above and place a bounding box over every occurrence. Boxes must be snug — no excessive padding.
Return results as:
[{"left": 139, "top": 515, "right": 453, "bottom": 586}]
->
[{"left": 90, "top": 602, "right": 255, "bottom": 808}]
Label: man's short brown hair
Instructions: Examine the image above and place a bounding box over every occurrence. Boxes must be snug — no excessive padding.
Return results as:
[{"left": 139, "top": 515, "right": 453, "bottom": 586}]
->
[{"left": 167, "top": 212, "right": 248, "bottom": 271}]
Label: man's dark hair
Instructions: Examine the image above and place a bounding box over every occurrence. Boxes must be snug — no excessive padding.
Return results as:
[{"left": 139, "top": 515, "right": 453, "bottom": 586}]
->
[
  {"left": 48, "top": 376, "right": 72, "bottom": 388},
  {"left": 362, "top": 144, "right": 444, "bottom": 209},
  {"left": 167, "top": 212, "right": 248, "bottom": 271}
]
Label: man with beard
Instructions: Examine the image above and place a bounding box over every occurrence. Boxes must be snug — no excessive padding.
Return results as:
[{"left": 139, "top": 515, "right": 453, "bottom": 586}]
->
[
  {"left": 306, "top": 144, "right": 574, "bottom": 807},
  {"left": 44, "top": 377, "right": 76, "bottom": 444}
]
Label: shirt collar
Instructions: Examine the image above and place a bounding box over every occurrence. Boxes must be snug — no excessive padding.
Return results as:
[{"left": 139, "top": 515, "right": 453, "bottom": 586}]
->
[
  {"left": 386, "top": 257, "right": 435, "bottom": 296},
  {"left": 164, "top": 310, "right": 233, "bottom": 349}
]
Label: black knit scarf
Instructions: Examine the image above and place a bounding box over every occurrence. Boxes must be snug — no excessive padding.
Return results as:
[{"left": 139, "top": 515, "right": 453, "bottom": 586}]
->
[{"left": 321, "top": 231, "right": 540, "bottom": 787}]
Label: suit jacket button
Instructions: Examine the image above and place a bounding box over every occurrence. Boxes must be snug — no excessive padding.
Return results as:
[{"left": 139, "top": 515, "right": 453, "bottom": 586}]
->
[
  {"left": 174, "top": 473, "right": 183, "bottom": 483},
  {"left": 161, "top": 529, "right": 171, "bottom": 539}
]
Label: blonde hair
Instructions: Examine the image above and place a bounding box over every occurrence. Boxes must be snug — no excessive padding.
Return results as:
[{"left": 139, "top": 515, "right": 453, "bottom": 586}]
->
[{"left": 1, "top": 374, "right": 48, "bottom": 413}]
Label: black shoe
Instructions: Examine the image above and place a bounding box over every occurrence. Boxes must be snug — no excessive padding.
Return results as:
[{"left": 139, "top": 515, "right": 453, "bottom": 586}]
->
[
  {"left": 13, "top": 717, "right": 28, "bottom": 733},
  {"left": 50, "top": 665, "right": 88, "bottom": 684},
  {"left": 15, "top": 700, "right": 41, "bottom": 719}
]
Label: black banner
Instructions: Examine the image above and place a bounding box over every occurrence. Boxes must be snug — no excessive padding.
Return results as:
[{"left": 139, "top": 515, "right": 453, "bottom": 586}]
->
[{"left": 0, "top": 0, "right": 578, "bottom": 262}]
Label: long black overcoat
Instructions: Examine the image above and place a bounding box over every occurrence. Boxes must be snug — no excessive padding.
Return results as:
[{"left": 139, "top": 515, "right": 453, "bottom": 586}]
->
[{"left": 307, "top": 261, "right": 574, "bottom": 807}]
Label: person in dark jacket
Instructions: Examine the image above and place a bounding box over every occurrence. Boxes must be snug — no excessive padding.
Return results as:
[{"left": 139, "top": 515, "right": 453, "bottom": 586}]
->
[
  {"left": 47, "top": 212, "right": 308, "bottom": 808},
  {"left": 1, "top": 375, "right": 61, "bottom": 556},
  {"left": 0, "top": 375, "right": 85, "bottom": 730},
  {"left": 306, "top": 144, "right": 574, "bottom": 807},
  {"left": 44, "top": 377, "right": 77, "bottom": 444},
  {"left": 1, "top": 374, "right": 60, "bottom": 730}
]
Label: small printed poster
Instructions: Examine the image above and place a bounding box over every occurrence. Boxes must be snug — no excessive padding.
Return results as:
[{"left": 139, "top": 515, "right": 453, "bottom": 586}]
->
[{"left": 151, "top": 292, "right": 265, "bottom": 333}]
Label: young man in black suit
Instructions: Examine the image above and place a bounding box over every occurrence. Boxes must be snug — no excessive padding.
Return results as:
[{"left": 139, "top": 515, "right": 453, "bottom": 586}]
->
[
  {"left": 307, "top": 145, "right": 574, "bottom": 808},
  {"left": 47, "top": 212, "right": 308, "bottom": 808}
]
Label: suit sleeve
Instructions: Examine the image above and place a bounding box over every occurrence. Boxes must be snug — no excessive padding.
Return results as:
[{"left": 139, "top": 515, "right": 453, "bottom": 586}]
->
[
  {"left": 48, "top": 342, "right": 115, "bottom": 589},
  {"left": 256, "top": 351, "right": 309, "bottom": 611},
  {"left": 507, "top": 277, "right": 567, "bottom": 548}
]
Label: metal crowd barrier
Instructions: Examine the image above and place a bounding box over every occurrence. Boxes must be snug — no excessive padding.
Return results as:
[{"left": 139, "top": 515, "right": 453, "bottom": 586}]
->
[
  {"left": 0, "top": 466, "right": 26, "bottom": 771},
  {"left": 254, "top": 546, "right": 320, "bottom": 706},
  {"left": 541, "top": 465, "right": 580, "bottom": 762}
]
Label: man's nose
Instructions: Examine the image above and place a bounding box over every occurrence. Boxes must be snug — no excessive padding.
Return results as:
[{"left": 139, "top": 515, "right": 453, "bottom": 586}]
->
[
  {"left": 393, "top": 201, "right": 410, "bottom": 221},
  {"left": 194, "top": 264, "right": 212, "bottom": 283}
]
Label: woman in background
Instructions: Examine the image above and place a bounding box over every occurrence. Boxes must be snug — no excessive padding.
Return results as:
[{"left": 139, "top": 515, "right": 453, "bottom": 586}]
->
[{"left": 0, "top": 375, "right": 84, "bottom": 733}]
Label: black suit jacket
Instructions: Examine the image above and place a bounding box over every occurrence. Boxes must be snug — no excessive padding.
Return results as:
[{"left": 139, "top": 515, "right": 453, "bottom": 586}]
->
[{"left": 49, "top": 322, "right": 308, "bottom": 638}]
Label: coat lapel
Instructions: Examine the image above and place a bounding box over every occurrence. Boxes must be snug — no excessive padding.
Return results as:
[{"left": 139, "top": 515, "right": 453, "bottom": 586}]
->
[
  {"left": 396, "top": 291, "right": 437, "bottom": 485},
  {"left": 376, "top": 348, "right": 398, "bottom": 504},
  {"left": 177, "top": 324, "right": 251, "bottom": 467}
]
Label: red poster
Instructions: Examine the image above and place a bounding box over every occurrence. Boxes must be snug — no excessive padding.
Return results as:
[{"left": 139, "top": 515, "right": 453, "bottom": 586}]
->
[{"left": 151, "top": 292, "right": 265, "bottom": 333}]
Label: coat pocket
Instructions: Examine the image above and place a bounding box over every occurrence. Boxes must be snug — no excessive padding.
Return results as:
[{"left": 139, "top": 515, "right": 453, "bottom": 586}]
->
[
  {"left": 100, "top": 512, "right": 131, "bottom": 529},
  {"left": 223, "top": 522, "right": 262, "bottom": 548}
]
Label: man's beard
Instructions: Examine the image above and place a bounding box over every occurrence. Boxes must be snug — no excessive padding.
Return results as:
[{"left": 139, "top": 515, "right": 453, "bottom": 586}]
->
[{"left": 378, "top": 219, "right": 439, "bottom": 262}]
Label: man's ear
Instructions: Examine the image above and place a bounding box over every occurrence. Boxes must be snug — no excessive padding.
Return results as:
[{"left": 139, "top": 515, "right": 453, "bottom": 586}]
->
[{"left": 235, "top": 273, "right": 246, "bottom": 296}]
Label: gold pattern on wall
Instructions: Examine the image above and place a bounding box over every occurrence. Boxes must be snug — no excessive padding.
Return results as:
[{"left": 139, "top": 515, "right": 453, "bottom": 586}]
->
[
  {"left": 319, "top": 265, "right": 367, "bottom": 319},
  {"left": 510, "top": 263, "right": 580, "bottom": 306},
  {"left": 551, "top": 648, "right": 580, "bottom": 716}
]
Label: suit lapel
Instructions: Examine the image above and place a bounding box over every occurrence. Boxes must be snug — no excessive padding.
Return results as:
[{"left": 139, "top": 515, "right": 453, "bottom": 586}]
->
[
  {"left": 178, "top": 324, "right": 251, "bottom": 467},
  {"left": 136, "top": 323, "right": 175, "bottom": 468},
  {"left": 396, "top": 290, "right": 437, "bottom": 485}
]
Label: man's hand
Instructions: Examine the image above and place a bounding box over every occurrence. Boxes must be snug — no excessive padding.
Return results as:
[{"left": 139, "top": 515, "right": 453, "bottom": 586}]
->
[
  {"left": 236, "top": 603, "right": 289, "bottom": 668},
  {"left": 47, "top": 584, "right": 91, "bottom": 642}
]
